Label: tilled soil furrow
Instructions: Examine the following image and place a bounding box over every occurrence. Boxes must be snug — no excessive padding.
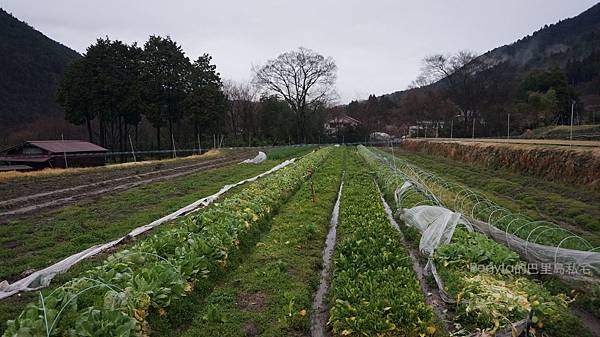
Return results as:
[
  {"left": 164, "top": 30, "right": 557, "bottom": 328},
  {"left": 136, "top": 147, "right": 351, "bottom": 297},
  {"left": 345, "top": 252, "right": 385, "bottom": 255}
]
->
[{"left": 0, "top": 154, "right": 251, "bottom": 221}]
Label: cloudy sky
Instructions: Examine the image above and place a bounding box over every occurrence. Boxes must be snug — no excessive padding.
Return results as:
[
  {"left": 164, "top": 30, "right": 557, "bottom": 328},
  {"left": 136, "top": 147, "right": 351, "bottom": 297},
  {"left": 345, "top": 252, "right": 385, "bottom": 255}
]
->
[{"left": 2, "top": 0, "right": 597, "bottom": 103}]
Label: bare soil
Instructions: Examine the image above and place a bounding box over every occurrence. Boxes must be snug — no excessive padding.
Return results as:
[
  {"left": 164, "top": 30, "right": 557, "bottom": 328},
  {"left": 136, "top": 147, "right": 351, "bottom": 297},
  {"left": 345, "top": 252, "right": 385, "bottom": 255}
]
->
[
  {"left": 236, "top": 291, "right": 268, "bottom": 312},
  {"left": 0, "top": 149, "right": 255, "bottom": 222}
]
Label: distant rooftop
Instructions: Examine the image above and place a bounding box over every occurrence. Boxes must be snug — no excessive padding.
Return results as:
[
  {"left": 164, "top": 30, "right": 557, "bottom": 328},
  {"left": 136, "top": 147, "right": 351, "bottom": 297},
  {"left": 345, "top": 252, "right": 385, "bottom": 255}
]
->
[{"left": 24, "top": 140, "right": 108, "bottom": 153}]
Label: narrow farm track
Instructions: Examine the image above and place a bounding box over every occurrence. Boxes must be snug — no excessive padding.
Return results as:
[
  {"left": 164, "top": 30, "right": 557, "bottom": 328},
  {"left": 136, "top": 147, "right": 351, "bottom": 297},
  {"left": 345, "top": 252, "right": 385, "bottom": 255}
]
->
[
  {"left": 0, "top": 152, "right": 253, "bottom": 221},
  {"left": 311, "top": 170, "right": 344, "bottom": 337}
]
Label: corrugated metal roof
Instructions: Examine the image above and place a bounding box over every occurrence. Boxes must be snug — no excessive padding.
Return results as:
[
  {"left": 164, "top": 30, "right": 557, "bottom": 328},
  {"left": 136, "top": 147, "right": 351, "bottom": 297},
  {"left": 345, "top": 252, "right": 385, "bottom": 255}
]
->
[{"left": 26, "top": 140, "right": 108, "bottom": 153}]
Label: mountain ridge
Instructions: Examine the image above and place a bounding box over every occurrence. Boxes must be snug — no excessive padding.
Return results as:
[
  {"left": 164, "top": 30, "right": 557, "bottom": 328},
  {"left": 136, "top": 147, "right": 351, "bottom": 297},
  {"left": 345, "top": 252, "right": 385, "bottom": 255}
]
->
[
  {"left": 0, "top": 8, "right": 81, "bottom": 143},
  {"left": 380, "top": 2, "right": 600, "bottom": 103}
]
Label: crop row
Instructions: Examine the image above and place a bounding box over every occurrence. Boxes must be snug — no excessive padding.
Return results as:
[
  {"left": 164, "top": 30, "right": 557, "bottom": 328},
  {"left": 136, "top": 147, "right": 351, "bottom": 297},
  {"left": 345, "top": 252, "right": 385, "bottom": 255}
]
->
[
  {"left": 171, "top": 147, "right": 345, "bottom": 336},
  {"left": 3, "top": 148, "right": 331, "bottom": 337},
  {"left": 327, "top": 151, "right": 438, "bottom": 337},
  {"left": 358, "top": 146, "right": 588, "bottom": 336}
]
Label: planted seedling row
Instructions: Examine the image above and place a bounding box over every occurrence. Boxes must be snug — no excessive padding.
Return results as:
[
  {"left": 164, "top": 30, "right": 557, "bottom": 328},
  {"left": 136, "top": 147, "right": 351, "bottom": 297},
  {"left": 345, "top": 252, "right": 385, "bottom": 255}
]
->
[{"left": 327, "top": 150, "right": 440, "bottom": 336}]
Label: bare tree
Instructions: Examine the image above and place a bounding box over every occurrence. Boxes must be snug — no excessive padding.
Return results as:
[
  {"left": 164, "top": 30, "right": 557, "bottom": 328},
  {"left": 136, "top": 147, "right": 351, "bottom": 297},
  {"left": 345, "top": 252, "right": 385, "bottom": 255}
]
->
[
  {"left": 223, "top": 79, "right": 257, "bottom": 143},
  {"left": 419, "top": 50, "right": 479, "bottom": 84},
  {"left": 253, "top": 47, "right": 337, "bottom": 142},
  {"left": 415, "top": 50, "right": 489, "bottom": 129}
]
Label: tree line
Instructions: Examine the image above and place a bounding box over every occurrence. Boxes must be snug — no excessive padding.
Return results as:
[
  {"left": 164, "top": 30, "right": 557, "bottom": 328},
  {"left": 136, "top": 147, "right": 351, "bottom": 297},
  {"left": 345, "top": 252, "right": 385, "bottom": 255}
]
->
[
  {"left": 343, "top": 50, "right": 592, "bottom": 139},
  {"left": 57, "top": 38, "right": 337, "bottom": 151}
]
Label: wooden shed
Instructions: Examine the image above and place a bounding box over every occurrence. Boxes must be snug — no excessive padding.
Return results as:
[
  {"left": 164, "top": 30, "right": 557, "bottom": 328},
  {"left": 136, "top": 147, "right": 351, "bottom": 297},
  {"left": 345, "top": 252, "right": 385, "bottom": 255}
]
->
[{"left": 0, "top": 140, "right": 108, "bottom": 169}]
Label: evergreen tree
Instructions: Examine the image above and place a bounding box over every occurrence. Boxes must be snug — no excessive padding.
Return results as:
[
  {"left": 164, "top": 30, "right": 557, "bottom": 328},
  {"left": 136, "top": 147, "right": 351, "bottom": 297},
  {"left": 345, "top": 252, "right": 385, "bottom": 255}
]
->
[
  {"left": 57, "top": 58, "right": 95, "bottom": 142},
  {"left": 141, "top": 35, "right": 191, "bottom": 149},
  {"left": 184, "top": 54, "right": 226, "bottom": 144}
]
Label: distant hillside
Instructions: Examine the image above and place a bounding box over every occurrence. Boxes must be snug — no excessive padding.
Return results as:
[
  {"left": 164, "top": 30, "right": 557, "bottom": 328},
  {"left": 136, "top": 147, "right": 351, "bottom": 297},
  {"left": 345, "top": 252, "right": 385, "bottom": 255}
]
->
[
  {"left": 386, "top": 3, "right": 600, "bottom": 104},
  {"left": 0, "top": 8, "right": 80, "bottom": 144},
  {"left": 480, "top": 3, "right": 600, "bottom": 74},
  {"left": 341, "top": 3, "right": 600, "bottom": 139}
]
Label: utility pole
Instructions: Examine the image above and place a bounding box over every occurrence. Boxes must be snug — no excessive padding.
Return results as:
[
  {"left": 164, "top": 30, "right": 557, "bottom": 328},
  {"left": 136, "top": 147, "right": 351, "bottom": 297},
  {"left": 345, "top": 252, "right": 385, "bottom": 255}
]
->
[
  {"left": 450, "top": 119, "right": 453, "bottom": 139},
  {"left": 472, "top": 118, "right": 475, "bottom": 140},
  {"left": 507, "top": 113, "right": 510, "bottom": 139}
]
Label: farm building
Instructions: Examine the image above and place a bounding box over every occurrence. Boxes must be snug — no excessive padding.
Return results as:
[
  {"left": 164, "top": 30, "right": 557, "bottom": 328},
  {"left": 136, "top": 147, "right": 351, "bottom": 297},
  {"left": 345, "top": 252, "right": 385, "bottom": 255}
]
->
[
  {"left": 324, "top": 114, "right": 361, "bottom": 135},
  {"left": 0, "top": 140, "right": 108, "bottom": 169}
]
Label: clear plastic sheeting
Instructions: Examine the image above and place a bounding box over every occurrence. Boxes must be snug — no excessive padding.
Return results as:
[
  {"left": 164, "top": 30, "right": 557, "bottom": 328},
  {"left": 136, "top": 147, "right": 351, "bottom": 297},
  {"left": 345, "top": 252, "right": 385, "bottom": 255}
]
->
[
  {"left": 241, "top": 151, "right": 267, "bottom": 164},
  {"left": 0, "top": 158, "right": 296, "bottom": 300},
  {"left": 470, "top": 218, "right": 600, "bottom": 277},
  {"left": 358, "top": 145, "right": 600, "bottom": 279},
  {"left": 399, "top": 206, "right": 467, "bottom": 256},
  {"left": 394, "top": 181, "right": 413, "bottom": 207}
]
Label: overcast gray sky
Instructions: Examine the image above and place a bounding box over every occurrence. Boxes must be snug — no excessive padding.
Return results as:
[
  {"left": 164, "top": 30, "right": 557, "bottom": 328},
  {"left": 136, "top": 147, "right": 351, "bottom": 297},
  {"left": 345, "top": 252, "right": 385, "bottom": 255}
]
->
[{"left": 1, "top": 0, "right": 597, "bottom": 103}]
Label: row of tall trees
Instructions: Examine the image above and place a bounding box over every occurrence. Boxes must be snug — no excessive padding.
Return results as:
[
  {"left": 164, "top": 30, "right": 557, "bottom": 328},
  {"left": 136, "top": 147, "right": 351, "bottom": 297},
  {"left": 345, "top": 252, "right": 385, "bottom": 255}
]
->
[
  {"left": 57, "top": 36, "right": 226, "bottom": 151},
  {"left": 57, "top": 36, "right": 225, "bottom": 150},
  {"left": 58, "top": 41, "right": 337, "bottom": 150}
]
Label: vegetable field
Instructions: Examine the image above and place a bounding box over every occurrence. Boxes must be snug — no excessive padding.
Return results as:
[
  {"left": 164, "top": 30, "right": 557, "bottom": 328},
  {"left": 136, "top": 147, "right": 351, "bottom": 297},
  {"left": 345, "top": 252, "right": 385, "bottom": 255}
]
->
[{"left": 1, "top": 145, "right": 599, "bottom": 337}]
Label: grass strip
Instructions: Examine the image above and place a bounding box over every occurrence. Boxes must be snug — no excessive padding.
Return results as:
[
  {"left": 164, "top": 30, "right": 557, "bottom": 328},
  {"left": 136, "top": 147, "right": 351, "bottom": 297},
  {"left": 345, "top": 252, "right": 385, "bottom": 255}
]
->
[{"left": 155, "top": 146, "right": 345, "bottom": 337}]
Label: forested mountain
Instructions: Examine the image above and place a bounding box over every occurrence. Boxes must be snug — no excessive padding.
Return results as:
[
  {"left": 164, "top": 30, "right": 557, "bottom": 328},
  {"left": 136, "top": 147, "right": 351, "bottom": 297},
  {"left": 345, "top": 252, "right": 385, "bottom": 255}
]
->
[
  {"left": 0, "top": 8, "right": 80, "bottom": 146},
  {"left": 480, "top": 3, "right": 600, "bottom": 72},
  {"left": 346, "top": 3, "right": 600, "bottom": 139}
]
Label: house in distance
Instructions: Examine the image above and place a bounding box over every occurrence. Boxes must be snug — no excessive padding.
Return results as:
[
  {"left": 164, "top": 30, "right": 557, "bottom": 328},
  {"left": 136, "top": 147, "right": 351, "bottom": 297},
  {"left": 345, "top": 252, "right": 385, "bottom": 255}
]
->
[
  {"left": 324, "top": 114, "right": 361, "bottom": 136},
  {"left": 0, "top": 140, "right": 108, "bottom": 169}
]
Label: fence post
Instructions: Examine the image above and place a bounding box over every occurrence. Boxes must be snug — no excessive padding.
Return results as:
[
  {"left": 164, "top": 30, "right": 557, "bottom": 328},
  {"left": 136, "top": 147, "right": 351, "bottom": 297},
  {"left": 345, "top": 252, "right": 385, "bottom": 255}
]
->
[
  {"left": 61, "top": 133, "right": 69, "bottom": 168},
  {"left": 128, "top": 134, "right": 137, "bottom": 162}
]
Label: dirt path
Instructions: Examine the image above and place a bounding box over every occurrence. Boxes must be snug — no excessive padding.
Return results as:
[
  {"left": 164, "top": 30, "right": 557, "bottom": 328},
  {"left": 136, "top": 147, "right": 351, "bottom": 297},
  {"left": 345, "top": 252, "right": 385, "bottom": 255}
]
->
[
  {"left": 0, "top": 149, "right": 250, "bottom": 201},
  {"left": 311, "top": 173, "right": 344, "bottom": 337},
  {"left": 411, "top": 137, "right": 600, "bottom": 149},
  {"left": 0, "top": 152, "right": 253, "bottom": 222}
]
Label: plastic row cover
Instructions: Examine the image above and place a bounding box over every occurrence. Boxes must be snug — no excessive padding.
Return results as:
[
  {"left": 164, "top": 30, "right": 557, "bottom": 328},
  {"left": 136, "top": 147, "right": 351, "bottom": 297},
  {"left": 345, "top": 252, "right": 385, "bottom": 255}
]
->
[
  {"left": 0, "top": 157, "right": 295, "bottom": 300},
  {"left": 398, "top": 205, "right": 469, "bottom": 256},
  {"left": 370, "top": 147, "right": 600, "bottom": 278},
  {"left": 241, "top": 151, "right": 267, "bottom": 164}
]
